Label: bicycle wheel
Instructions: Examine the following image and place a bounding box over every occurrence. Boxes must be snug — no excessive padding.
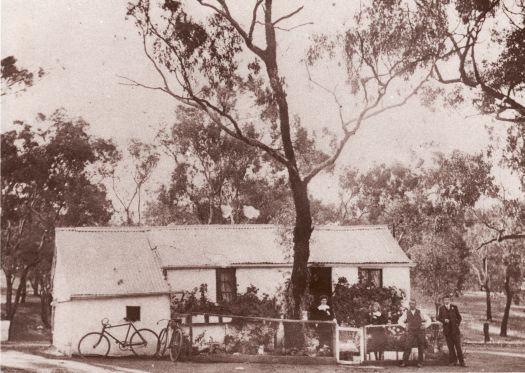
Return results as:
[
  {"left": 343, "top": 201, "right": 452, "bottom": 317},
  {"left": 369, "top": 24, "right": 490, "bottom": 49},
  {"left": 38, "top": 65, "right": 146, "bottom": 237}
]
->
[
  {"left": 157, "top": 327, "right": 169, "bottom": 358},
  {"left": 130, "top": 328, "right": 158, "bottom": 358},
  {"left": 78, "top": 332, "right": 110, "bottom": 358},
  {"left": 169, "top": 328, "right": 183, "bottom": 362}
]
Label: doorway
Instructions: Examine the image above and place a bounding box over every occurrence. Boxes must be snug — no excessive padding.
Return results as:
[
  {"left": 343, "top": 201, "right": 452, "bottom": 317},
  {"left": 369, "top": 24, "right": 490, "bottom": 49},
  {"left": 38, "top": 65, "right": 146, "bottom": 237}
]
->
[{"left": 309, "top": 267, "right": 332, "bottom": 301}]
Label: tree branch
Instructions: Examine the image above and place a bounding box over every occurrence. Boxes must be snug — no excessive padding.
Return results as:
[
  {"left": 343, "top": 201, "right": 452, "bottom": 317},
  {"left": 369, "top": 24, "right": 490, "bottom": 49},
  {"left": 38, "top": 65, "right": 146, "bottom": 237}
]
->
[
  {"left": 272, "top": 6, "right": 304, "bottom": 25},
  {"left": 248, "top": 0, "right": 264, "bottom": 41},
  {"left": 197, "top": 0, "right": 266, "bottom": 59}
]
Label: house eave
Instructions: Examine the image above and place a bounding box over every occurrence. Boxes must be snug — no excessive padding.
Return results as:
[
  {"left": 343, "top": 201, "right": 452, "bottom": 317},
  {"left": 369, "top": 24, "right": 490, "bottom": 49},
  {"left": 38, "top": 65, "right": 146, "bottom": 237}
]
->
[
  {"left": 69, "top": 291, "right": 170, "bottom": 300},
  {"left": 162, "top": 262, "right": 414, "bottom": 270}
]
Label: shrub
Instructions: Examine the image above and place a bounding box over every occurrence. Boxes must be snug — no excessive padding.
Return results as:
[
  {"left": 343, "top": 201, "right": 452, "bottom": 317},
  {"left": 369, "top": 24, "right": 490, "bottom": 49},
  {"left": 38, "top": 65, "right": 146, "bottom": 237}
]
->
[
  {"left": 171, "top": 283, "right": 280, "bottom": 318},
  {"left": 224, "top": 285, "right": 280, "bottom": 318},
  {"left": 172, "top": 284, "right": 226, "bottom": 315},
  {"left": 332, "top": 277, "right": 405, "bottom": 327}
]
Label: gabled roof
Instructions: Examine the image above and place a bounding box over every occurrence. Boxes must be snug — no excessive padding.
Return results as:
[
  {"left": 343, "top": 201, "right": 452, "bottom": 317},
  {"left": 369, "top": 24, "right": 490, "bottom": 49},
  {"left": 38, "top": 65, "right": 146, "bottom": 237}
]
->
[
  {"left": 149, "top": 225, "right": 412, "bottom": 268},
  {"left": 53, "top": 228, "right": 169, "bottom": 301},
  {"left": 53, "top": 225, "right": 411, "bottom": 300}
]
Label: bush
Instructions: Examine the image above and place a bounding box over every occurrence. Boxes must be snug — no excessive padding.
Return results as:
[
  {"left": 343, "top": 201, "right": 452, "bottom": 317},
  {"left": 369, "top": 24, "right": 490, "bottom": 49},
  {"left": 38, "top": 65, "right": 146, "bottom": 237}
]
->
[
  {"left": 332, "top": 277, "right": 405, "bottom": 327},
  {"left": 225, "top": 285, "right": 280, "bottom": 318},
  {"left": 171, "top": 283, "right": 280, "bottom": 318},
  {"left": 172, "top": 284, "right": 226, "bottom": 315}
]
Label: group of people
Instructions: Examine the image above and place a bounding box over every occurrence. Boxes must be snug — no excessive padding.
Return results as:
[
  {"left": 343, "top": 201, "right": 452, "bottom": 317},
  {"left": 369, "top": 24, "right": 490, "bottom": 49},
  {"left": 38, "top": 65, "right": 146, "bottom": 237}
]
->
[{"left": 312, "top": 294, "right": 466, "bottom": 368}]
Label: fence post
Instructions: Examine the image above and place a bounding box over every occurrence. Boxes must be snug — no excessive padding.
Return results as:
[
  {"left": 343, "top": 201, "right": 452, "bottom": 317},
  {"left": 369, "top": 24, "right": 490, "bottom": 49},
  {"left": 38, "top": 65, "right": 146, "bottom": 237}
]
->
[
  {"left": 359, "top": 327, "right": 365, "bottom": 364},
  {"left": 332, "top": 321, "right": 337, "bottom": 359},
  {"left": 275, "top": 314, "right": 285, "bottom": 353},
  {"left": 188, "top": 314, "right": 193, "bottom": 357},
  {"left": 362, "top": 326, "right": 367, "bottom": 361}
]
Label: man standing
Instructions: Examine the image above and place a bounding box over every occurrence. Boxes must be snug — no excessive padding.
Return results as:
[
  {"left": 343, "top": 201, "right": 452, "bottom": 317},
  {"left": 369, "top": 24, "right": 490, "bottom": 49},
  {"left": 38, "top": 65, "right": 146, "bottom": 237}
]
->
[
  {"left": 399, "top": 299, "right": 431, "bottom": 368},
  {"left": 438, "top": 295, "right": 466, "bottom": 367}
]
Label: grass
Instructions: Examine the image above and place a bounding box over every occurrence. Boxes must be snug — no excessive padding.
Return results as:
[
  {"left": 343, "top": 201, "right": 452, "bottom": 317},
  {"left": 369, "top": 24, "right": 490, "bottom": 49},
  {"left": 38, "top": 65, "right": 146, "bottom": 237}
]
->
[
  {"left": 1, "top": 295, "right": 52, "bottom": 343},
  {"left": 2, "top": 292, "right": 524, "bottom": 345},
  {"left": 415, "top": 290, "right": 525, "bottom": 343}
]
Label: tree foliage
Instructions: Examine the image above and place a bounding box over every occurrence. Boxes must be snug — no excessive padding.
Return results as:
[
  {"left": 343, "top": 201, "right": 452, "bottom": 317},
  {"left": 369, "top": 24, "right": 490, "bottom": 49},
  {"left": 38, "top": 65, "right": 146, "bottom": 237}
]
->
[
  {"left": 125, "top": 0, "right": 445, "bottom": 317},
  {"left": 1, "top": 110, "right": 117, "bottom": 323},
  {"left": 332, "top": 277, "right": 405, "bottom": 327},
  {"left": 1, "top": 56, "right": 45, "bottom": 96},
  {"left": 111, "top": 139, "right": 160, "bottom": 225},
  {"left": 336, "top": 150, "right": 496, "bottom": 310}
]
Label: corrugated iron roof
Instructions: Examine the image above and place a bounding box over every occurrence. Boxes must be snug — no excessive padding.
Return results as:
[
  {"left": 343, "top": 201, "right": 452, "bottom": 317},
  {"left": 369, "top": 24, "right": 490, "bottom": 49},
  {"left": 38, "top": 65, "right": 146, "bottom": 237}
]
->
[
  {"left": 147, "top": 225, "right": 412, "bottom": 268},
  {"left": 54, "top": 229, "right": 169, "bottom": 300},
  {"left": 53, "top": 225, "right": 411, "bottom": 300}
]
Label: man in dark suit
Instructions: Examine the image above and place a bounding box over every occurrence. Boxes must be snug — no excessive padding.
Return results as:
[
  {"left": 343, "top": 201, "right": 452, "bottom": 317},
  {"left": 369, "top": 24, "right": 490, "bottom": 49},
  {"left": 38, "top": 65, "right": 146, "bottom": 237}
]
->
[{"left": 437, "top": 295, "right": 466, "bottom": 367}]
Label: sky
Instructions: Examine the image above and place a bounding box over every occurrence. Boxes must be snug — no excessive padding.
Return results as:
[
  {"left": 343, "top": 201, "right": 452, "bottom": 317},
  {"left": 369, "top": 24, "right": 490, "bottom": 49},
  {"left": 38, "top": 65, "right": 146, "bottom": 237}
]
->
[{"left": 1, "top": 1, "right": 519, "bottom": 217}]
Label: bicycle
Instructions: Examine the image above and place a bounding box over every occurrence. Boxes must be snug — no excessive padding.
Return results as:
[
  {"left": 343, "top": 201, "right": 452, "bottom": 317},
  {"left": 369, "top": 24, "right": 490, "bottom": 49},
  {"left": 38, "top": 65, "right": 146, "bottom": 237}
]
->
[
  {"left": 156, "top": 318, "right": 184, "bottom": 362},
  {"left": 78, "top": 318, "right": 158, "bottom": 358}
]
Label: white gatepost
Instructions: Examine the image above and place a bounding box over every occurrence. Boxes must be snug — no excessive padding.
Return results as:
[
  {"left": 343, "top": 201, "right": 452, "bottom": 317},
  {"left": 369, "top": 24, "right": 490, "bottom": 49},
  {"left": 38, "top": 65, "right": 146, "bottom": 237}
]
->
[{"left": 335, "top": 324, "right": 364, "bottom": 365}]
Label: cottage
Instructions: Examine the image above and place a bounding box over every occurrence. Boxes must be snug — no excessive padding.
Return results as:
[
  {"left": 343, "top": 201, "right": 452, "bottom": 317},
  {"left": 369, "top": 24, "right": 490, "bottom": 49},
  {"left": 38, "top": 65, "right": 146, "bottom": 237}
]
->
[
  {"left": 52, "top": 224, "right": 412, "bottom": 355},
  {"left": 150, "top": 225, "right": 413, "bottom": 302},
  {"left": 51, "top": 228, "right": 171, "bottom": 356}
]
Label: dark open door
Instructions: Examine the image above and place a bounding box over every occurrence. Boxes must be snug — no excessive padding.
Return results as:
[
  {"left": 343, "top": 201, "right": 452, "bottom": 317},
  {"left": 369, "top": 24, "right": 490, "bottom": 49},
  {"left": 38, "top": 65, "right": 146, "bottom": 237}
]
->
[{"left": 309, "top": 267, "right": 332, "bottom": 301}]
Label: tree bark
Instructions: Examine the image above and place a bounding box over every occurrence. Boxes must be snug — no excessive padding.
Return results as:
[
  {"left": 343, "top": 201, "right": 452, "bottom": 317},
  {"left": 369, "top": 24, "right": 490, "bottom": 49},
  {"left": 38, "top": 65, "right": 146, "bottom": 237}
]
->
[
  {"left": 8, "top": 266, "right": 31, "bottom": 320},
  {"left": 31, "top": 276, "right": 39, "bottom": 296},
  {"left": 40, "top": 290, "right": 52, "bottom": 328},
  {"left": 20, "top": 281, "right": 27, "bottom": 304},
  {"left": 4, "top": 272, "right": 14, "bottom": 318},
  {"left": 484, "top": 280, "right": 492, "bottom": 321},
  {"left": 500, "top": 274, "right": 513, "bottom": 337},
  {"left": 289, "top": 174, "right": 313, "bottom": 319}
]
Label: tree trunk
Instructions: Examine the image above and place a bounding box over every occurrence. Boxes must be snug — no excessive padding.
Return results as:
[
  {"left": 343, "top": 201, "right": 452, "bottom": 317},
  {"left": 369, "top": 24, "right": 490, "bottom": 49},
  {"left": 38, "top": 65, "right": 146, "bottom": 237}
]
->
[
  {"left": 500, "top": 274, "right": 513, "bottom": 337},
  {"left": 125, "top": 208, "right": 133, "bottom": 226},
  {"left": 289, "top": 174, "right": 313, "bottom": 319},
  {"left": 20, "top": 281, "right": 27, "bottom": 304},
  {"left": 435, "top": 302, "right": 440, "bottom": 318},
  {"left": 40, "top": 290, "right": 52, "bottom": 328},
  {"left": 4, "top": 272, "right": 14, "bottom": 318},
  {"left": 138, "top": 185, "right": 141, "bottom": 226},
  {"left": 484, "top": 281, "right": 492, "bottom": 321},
  {"left": 8, "top": 266, "right": 31, "bottom": 320},
  {"left": 31, "top": 277, "right": 39, "bottom": 296}
]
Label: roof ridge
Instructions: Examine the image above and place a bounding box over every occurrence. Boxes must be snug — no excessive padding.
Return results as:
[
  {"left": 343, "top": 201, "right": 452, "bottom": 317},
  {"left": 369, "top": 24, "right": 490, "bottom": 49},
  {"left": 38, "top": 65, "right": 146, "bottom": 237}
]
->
[
  {"left": 154, "top": 224, "right": 278, "bottom": 230},
  {"left": 57, "top": 224, "right": 388, "bottom": 232},
  {"left": 56, "top": 227, "right": 150, "bottom": 232},
  {"left": 314, "top": 225, "right": 388, "bottom": 231}
]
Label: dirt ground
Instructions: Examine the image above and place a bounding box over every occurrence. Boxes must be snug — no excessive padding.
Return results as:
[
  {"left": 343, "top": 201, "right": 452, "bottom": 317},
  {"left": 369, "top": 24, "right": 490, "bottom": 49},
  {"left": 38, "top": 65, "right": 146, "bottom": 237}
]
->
[
  {"left": 2, "top": 347, "right": 525, "bottom": 373},
  {"left": 1, "top": 295, "right": 52, "bottom": 342}
]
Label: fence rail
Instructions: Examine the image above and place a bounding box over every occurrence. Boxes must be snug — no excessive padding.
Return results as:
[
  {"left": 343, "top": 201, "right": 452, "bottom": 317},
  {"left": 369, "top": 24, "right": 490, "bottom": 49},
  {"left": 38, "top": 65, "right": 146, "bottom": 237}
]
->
[{"left": 171, "top": 312, "right": 444, "bottom": 364}]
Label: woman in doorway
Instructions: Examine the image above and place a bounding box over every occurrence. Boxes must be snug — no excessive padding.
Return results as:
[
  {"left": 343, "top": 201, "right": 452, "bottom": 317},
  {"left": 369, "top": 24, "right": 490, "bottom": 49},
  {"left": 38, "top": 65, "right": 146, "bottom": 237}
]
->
[{"left": 312, "top": 295, "right": 336, "bottom": 350}]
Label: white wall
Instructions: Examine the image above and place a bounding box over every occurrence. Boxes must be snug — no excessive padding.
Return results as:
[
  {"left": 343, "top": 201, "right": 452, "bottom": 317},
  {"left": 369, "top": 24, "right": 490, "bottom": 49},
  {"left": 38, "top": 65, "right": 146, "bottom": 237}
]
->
[
  {"left": 333, "top": 266, "right": 410, "bottom": 300},
  {"left": 383, "top": 266, "right": 411, "bottom": 300},
  {"left": 332, "top": 267, "right": 359, "bottom": 286},
  {"left": 165, "top": 265, "right": 410, "bottom": 304},
  {"left": 53, "top": 295, "right": 170, "bottom": 357},
  {"left": 166, "top": 268, "right": 217, "bottom": 301},
  {"left": 166, "top": 267, "right": 291, "bottom": 302},
  {"left": 236, "top": 267, "right": 290, "bottom": 296}
]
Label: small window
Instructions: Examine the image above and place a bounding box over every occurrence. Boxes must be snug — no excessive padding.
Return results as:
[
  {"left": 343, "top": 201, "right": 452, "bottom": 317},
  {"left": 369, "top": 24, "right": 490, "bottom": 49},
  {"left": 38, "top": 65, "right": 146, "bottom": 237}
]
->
[
  {"left": 126, "top": 306, "right": 141, "bottom": 322},
  {"left": 358, "top": 268, "right": 383, "bottom": 287},
  {"left": 216, "top": 268, "right": 237, "bottom": 302}
]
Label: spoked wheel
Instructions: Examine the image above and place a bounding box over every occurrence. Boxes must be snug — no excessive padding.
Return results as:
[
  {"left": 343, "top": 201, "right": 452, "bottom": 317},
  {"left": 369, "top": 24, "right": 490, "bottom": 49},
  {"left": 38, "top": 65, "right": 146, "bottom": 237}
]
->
[
  {"left": 78, "top": 332, "right": 110, "bottom": 358},
  {"left": 130, "top": 328, "right": 158, "bottom": 358},
  {"left": 169, "top": 328, "right": 183, "bottom": 362},
  {"left": 157, "top": 327, "right": 169, "bottom": 358}
]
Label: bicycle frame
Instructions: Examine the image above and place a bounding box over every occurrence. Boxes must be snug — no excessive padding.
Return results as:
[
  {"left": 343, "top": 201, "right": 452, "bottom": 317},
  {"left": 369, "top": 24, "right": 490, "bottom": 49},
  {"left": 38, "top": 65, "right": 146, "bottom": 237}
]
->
[{"left": 101, "top": 322, "right": 143, "bottom": 348}]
